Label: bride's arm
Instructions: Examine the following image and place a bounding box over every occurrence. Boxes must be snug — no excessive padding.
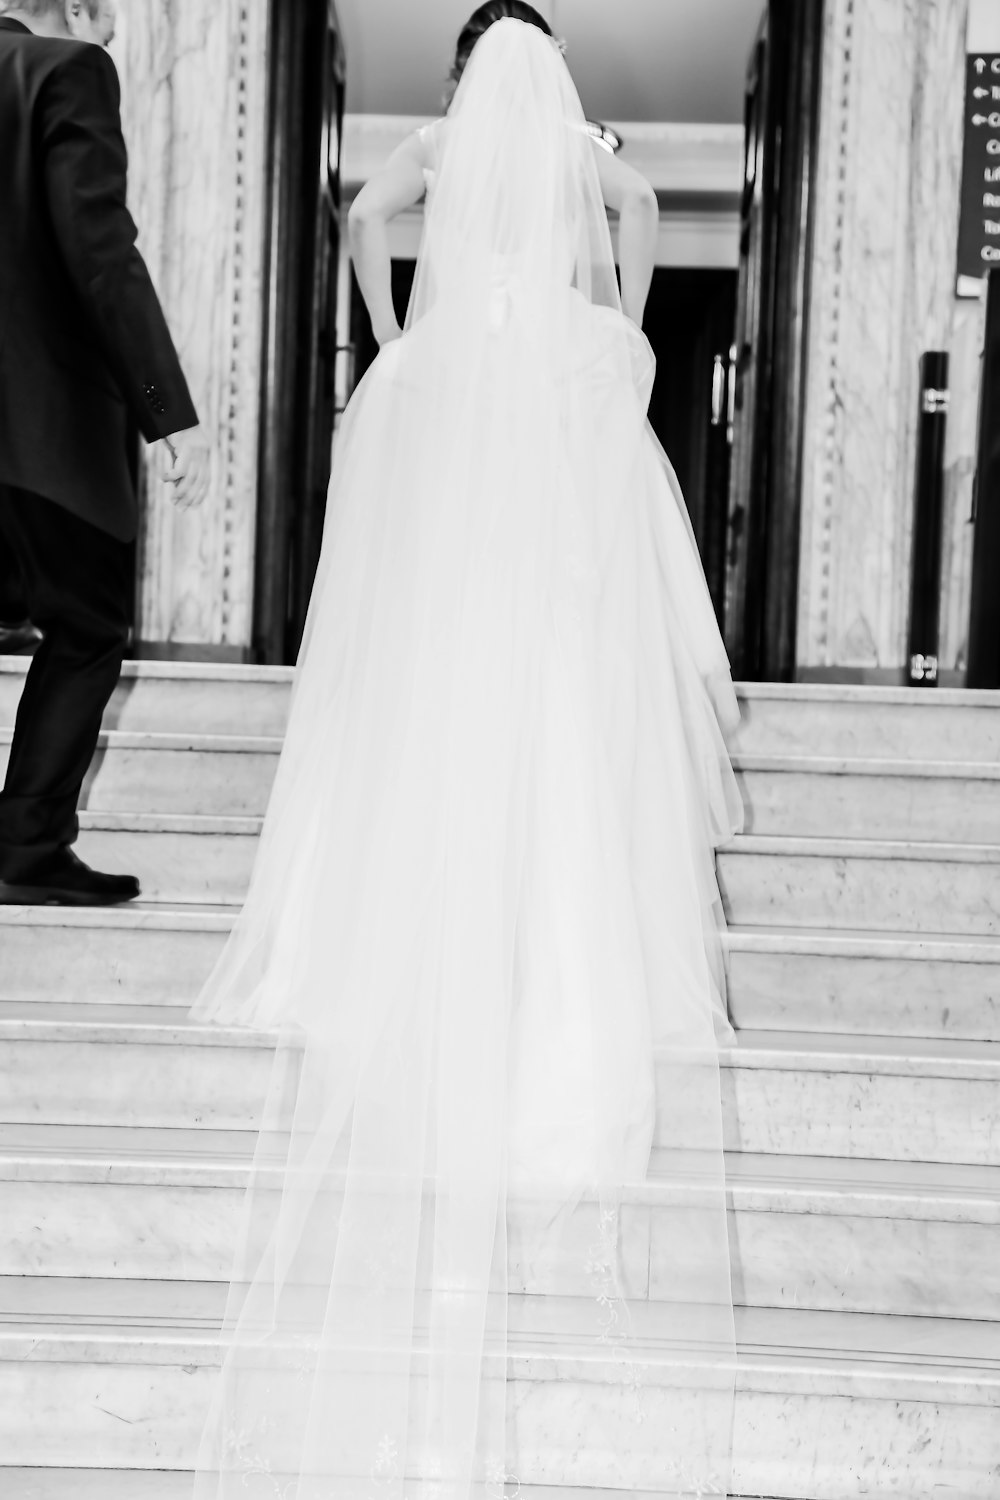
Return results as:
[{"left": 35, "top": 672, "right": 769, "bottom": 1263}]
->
[
  {"left": 348, "top": 135, "right": 428, "bottom": 345},
  {"left": 591, "top": 146, "right": 659, "bottom": 328}
]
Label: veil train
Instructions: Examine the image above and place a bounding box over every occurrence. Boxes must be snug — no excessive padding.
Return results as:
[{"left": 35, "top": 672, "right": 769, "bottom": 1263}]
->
[{"left": 192, "top": 19, "right": 741, "bottom": 1498}]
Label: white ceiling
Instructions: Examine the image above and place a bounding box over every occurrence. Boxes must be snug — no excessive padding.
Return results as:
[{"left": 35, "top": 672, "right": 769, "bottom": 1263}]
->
[{"left": 336, "top": 0, "right": 765, "bottom": 125}]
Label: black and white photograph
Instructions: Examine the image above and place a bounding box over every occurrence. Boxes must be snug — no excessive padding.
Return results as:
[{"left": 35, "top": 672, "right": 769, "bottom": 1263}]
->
[{"left": 0, "top": 0, "right": 999, "bottom": 1496}]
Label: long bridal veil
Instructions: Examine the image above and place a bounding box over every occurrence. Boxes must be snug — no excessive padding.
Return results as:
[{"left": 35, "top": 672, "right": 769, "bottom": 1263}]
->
[{"left": 193, "top": 18, "right": 742, "bottom": 1500}]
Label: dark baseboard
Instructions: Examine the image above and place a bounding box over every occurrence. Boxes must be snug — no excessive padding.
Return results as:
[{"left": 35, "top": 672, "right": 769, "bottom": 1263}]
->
[
  {"left": 794, "top": 666, "right": 965, "bottom": 689},
  {"left": 130, "top": 641, "right": 254, "bottom": 665}
]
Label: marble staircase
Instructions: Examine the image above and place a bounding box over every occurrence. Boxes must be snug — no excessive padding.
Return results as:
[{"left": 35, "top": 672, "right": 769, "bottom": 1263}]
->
[{"left": 0, "top": 659, "right": 998, "bottom": 1498}]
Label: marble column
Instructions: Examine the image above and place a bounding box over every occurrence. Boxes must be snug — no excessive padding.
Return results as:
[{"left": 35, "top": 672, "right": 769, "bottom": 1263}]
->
[
  {"left": 796, "top": 0, "right": 987, "bottom": 677},
  {"left": 109, "top": 0, "right": 270, "bottom": 656}
]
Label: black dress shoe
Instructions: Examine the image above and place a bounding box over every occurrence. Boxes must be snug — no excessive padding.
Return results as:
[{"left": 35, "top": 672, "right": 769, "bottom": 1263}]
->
[
  {"left": 0, "top": 848, "right": 141, "bottom": 906},
  {"left": 0, "top": 620, "right": 43, "bottom": 655}
]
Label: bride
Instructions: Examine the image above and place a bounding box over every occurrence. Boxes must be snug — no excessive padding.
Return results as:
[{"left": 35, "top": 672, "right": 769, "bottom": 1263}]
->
[{"left": 192, "top": 5, "right": 743, "bottom": 1497}]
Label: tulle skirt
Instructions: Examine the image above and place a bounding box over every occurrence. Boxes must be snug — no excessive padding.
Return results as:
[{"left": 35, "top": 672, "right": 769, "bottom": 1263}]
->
[{"left": 192, "top": 292, "right": 743, "bottom": 1499}]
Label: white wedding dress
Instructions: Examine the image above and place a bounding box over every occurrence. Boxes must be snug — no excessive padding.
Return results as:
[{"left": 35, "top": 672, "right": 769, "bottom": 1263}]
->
[{"left": 192, "top": 20, "right": 742, "bottom": 1500}]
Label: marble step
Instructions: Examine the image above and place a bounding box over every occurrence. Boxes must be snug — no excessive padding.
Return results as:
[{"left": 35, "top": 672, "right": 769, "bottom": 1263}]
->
[
  {"left": 4, "top": 905, "right": 1000, "bottom": 1045},
  {"left": 731, "top": 681, "right": 1000, "bottom": 763},
  {"left": 4, "top": 660, "right": 1000, "bottom": 768},
  {"left": 73, "top": 814, "right": 257, "bottom": 905},
  {"left": 8, "top": 677, "right": 1000, "bottom": 846},
  {"left": 0, "top": 1476, "right": 720, "bottom": 1500},
  {"left": 21, "top": 732, "right": 1000, "bottom": 852},
  {"left": 0, "top": 658, "right": 294, "bottom": 738},
  {"left": 11, "top": 727, "right": 1000, "bottom": 846},
  {"left": 0, "top": 1278, "right": 996, "bottom": 1497},
  {"left": 728, "top": 927, "right": 1000, "bottom": 1042},
  {"left": 0, "top": 905, "right": 231, "bottom": 1007},
  {"left": 737, "top": 755, "right": 1000, "bottom": 842},
  {"left": 718, "top": 835, "right": 1000, "bottom": 936},
  {"left": 1, "top": 1476, "right": 193, "bottom": 1500},
  {"left": 0, "top": 1006, "right": 997, "bottom": 1165},
  {"left": 66, "top": 816, "right": 1000, "bottom": 939},
  {"left": 1, "top": 1123, "right": 997, "bottom": 1321},
  {"left": 0, "top": 731, "right": 281, "bottom": 818},
  {"left": 54, "top": 739, "right": 1000, "bottom": 851}
]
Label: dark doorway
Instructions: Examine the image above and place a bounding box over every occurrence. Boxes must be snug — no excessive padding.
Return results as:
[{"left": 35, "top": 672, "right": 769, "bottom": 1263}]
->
[
  {"left": 725, "top": 0, "right": 824, "bottom": 680},
  {"left": 350, "top": 260, "right": 737, "bottom": 626},
  {"left": 350, "top": 260, "right": 417, "bottom": 391},
  {"left": 967, "top": 269, "right": 1000, "bottom": 687},
  {"left": 644, "top": 268, "right": 738, "bottom": 625},
  {"left": 254, "top": 0, "right": 346, "bottom": 665}
]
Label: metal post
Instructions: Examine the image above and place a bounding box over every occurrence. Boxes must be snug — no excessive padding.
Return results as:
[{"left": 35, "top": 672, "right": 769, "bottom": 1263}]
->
[
  {"left": 967, "top": 269, "right": 1000, "bottom": 687},
  {"left": 906, "top": 351, "right": 950, "bottom": 686}
]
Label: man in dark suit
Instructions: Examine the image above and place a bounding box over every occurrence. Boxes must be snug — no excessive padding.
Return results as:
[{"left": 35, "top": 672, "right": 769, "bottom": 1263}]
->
[
  {"left": 0, "top": 550, "right": 42, "bottom": 653},
  {"left": 0, "top": 0, "right": 205, "bottom": 904}
]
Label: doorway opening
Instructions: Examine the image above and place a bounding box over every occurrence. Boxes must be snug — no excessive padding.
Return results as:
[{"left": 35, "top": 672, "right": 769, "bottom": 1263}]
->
[
  {"left": 644, "top": 268, "right": 738, "bottom": 627},
  {"left": 348, "top": 259, "right": 737, "bottom": 628}
]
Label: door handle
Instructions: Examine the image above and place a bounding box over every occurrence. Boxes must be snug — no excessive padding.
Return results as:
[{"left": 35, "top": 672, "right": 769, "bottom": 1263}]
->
[{"left": 711, "top": 353, "right": 726, "bottom": 426}]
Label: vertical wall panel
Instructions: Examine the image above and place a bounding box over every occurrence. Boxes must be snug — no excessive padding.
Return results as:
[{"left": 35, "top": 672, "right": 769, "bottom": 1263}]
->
[
  {"left": 111, "top": 0, "right": 270, "bottom": 654},
  {"left": 796, "top": 0, "right": 985, "bottom": 677}
]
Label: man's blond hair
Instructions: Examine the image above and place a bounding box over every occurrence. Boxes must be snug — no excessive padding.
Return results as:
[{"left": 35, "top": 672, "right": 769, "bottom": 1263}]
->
[{"left": 0, "top": 1, "right": 103, "bottom": 16}]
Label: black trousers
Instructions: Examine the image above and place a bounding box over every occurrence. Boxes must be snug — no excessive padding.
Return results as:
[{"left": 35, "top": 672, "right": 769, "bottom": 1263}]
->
[
  {"left": 0, "top": 536, "right": 28, "bottom": 622},
  {"left": 0, "top": 485, "right": 130, "bottom": 877}
]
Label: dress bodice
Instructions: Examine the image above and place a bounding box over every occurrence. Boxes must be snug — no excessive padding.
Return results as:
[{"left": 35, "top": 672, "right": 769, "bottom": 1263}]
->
[{"left": 418, "top": 118, "right": 446, "bottom": 200}]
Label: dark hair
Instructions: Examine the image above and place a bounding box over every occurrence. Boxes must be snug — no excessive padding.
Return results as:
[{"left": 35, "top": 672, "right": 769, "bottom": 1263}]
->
[{"left": 450, "top": 3, "right": 553, "bottom": 88}]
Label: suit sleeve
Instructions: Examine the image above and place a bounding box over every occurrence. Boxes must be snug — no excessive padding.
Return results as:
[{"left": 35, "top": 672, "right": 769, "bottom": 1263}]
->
[{"left": 38, "top": 44, "right": 199, "bottom": 442}]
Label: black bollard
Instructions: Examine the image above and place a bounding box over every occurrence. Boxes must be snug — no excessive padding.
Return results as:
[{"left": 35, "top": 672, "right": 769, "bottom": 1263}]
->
[
  {"left": 907, "top": 351, "right": 950, "bottom": 686},
  {"left": 967, "top": 270, "right": 1000, "bottom": 688}
]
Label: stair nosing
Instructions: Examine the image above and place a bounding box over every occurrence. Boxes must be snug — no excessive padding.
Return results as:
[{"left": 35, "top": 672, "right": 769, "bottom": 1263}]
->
[
  {"left": 726, "top": 925, "right": 1000, "bottom": 960},
  {"left": 0, "top": 658, "right": 295, "bottom": 684},
  {"left": 0, "top": 1011, "right": 997, "bottom": 1078},
  {"left": 6, "top": 659, "right": 1000, "bottom": 704},
  {"left": 78, "top": 811, "right": 261, "bottom": 835},
  {"left": 2, "top": 728, "right": 283, "bottom": 754},
  {"left": 1, "top": 1303, "right": 996, "bottom": 1393},
  {"left": 0, "top": 904, "right": 234, "bottom": 931},
  {"left": 734, "top": 753, "right": 1000, "bottom": 779},
  {"left": 734, "top": 681, "right": 1000, "bottom": 709},
  {"left": 5, "top": 906, "right": 1000, "bottom": 967},
  {"left": 723, "top": 834, "right": 1000, "bottom": 861},
  {"left": 0, "top": 1141, "right": 997, "bottom": 1218}
]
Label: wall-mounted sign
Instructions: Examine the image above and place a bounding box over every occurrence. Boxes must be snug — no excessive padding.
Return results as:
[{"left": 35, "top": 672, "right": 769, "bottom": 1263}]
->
[{"left": 957, "top": 53, "right": 1000, "bottom": 297}]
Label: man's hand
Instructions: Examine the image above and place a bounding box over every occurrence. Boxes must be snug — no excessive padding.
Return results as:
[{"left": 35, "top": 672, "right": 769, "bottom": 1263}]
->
[{"left": 153, "top": 428, "right": 210, "bottom": 510}]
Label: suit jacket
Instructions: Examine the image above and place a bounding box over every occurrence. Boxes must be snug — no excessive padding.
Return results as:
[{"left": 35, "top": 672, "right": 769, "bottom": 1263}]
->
[{"left": 0, "top": 18, "right": 198, "bottom": 541}]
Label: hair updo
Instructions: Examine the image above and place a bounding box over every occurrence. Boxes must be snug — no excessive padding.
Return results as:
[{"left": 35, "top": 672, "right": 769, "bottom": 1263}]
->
[{"left": 449, "top": 2, "right": 554, "bottom": 90}]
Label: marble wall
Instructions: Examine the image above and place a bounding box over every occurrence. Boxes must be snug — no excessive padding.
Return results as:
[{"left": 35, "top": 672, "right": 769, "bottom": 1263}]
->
[
  {"left": 797, "top": 0, "right": 987, "bottom": 677},
  {"left": 109, "top": 0, "right": 270, "bottom": 655}
]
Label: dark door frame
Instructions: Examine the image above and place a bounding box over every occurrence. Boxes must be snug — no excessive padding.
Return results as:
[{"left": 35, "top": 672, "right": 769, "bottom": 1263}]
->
[
  {"left": 725, "top": 0, "right": 824, "bottom": 680},
  {"left": 254, "top": 0, "right": 346, "bottom": 665}
]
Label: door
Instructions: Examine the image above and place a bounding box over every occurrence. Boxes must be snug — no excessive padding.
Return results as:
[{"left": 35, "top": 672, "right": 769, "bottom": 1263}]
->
[
  {"left": 254, "top": 0, "right": 346, "bottom": 665},
  {"left": 724, "top": 0, "right": 824, "bottom": 680}
]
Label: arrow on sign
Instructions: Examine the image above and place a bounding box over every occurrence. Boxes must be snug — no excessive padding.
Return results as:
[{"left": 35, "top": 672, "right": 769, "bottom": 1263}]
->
[
  {"left": 973, "top": 113, "right": 988, "bottom": 124},
  {"left": 975, "top": 87, "right": 990, "bottom": 98},
  {"left": 976, "top": 57, "right": 987, "bottom": 73}
]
